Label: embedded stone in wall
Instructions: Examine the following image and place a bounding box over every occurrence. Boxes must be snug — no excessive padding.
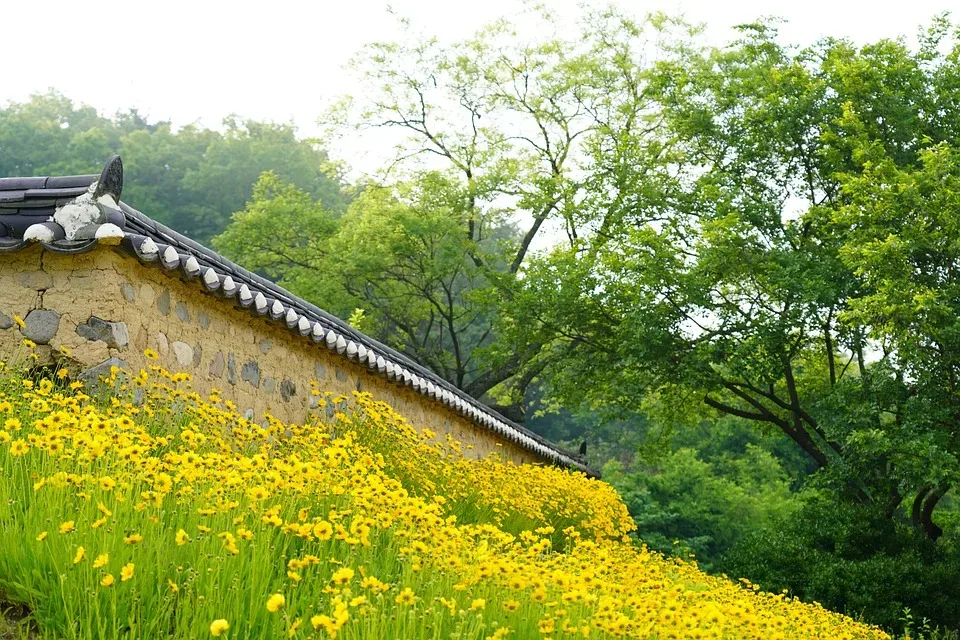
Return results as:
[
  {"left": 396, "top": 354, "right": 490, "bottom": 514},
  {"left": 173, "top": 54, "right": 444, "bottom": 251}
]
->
[
  {"left": 21, "top": 309, "right": 60, "bottom": 344},
  {"left": 120, "top": 283, "right": 136, "bottom": 302},
  {"left": 0, "top": 312, "right": 11, "bottom": 330},
  {"left": 210, "top": 351, "right": 225, "bottom": 377},
  {"left": 157, "top": 289, "right": 171, "bottom": 315},
  {"left": 264, "top": 377, "right": 276, "bottom": 394},
  {"left": 172, "top": 341, "right": 193, "bottom": 366},
  {"left": 139, "top": 283, "right": 155, "bottom": 306},
  {"left": 259, "top": 339, "right": 272, "bottom": 354},
  {"left": 241, "top": 361, "right": 260, "bottom": 387},
  {"left": 157, "top": 332, "right": 169, "bottom": 355},
  {"left": 76, "top": 317, "right": 129, "bottom": 349},
  {"left": 280, "top": 379, "right": 296, "bottom": 401},
  {"left": 193, "top": 344, "right": 202, "bottom": 367},
  {"left": 314, "top": 363, "right": 326, "bottom": 380},
  {"left": 227, "top": 353, "right": 237, "bottom": 385},
  {"left": 175, "top": 302, "right": 190, "bottom": 323},
  {"left": 335, "top": 367, "right": 347, "bottom": 382},
  {"left": 199, "top": 312, "right": 210, "bottom": 329}
]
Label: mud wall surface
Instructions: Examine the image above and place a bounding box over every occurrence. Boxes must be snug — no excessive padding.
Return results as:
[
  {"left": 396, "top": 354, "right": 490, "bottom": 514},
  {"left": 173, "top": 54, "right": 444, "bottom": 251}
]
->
[{"left": 0, "top": 247, "right": 540, "bottom": 465}]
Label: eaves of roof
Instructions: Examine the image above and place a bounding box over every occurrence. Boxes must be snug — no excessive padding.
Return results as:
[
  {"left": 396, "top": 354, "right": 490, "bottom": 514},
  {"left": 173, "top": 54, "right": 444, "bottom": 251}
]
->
[{"left": 0, "top": 157, "right": 596, "bottom": 477}]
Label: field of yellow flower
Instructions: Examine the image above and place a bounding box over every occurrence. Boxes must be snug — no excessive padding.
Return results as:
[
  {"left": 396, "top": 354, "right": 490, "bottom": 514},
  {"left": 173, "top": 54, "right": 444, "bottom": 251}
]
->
[{"left": 0, "top": 350, "right": 889, "bottom": 639}]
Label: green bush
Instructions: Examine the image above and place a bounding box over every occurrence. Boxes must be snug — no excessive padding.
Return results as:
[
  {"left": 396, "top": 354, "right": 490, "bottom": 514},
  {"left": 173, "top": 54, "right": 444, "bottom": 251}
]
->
[
  {"left": 720, "top": 496, "right": 960, "bottom": 632},
  {"left": 604, "top": 443, "right": 800, "bottom": 568}
]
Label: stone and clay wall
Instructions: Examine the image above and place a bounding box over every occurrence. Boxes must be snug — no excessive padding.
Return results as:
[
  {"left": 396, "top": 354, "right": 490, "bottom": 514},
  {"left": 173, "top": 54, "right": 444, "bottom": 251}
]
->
[{"left": 0, "top": 245, "right": 540, "bottom": 465}]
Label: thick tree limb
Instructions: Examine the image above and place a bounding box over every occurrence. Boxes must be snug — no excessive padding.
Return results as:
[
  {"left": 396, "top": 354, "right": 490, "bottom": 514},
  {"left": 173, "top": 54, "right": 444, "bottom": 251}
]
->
[
  {"left": 726, "top": 381, "right": 842, "bottom": 456},
  {"left": 706, "top": 386, "right": 830, "bottom": 468},
  {"left": 920, "top": 486, "right": 949, "bottom": 541},
  {"left": 911, "top": 486, "right": 931, "bottom": 527},
  {"left": 703, "top": 395, "right": 770, "bottom": 422}
]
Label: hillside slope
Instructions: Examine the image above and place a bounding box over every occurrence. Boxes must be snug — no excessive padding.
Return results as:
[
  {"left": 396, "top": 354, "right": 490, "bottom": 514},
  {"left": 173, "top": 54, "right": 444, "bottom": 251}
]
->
[{"left": 0, "top": 346, "right": 888, "bottom": 639}]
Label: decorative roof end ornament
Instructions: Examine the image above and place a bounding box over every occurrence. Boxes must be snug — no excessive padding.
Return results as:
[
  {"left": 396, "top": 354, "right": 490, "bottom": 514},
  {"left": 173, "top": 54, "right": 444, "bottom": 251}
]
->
[
  {"left": 23, "top": 222, "right": 65, "bottom": 243},
  {"left": 286, "top": 308, "right": 299, "bottom": 327},
  {"left": 183, "top": 255, "right": 201, "bottom": 276},
  {"left": 36, "top": 156, "right": 128, "bottom": 243},
  {"left": 203, "top": 268, "right": 221, "bottom": 290},
  {"left": 271, "top": 299, "right": 285, "bottom": 318},
  {"left": 93, "top": 155, "right": 124, "bottom": 202},
  {"left": 161, "top": 245, "right": 180, "bottom": 268},
  {"left": 140, "top": 237, "right": 159, "bottom": 258},
  {"left": 254, "top": 292, "right": 268, "bottom": 314}
]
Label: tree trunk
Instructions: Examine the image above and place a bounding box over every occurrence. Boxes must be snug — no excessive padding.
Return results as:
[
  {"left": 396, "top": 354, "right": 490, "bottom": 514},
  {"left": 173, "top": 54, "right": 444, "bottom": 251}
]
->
[
  {"left": 920, "top": 487, "right": 948, "bottom": 541},
  {"left": 883, "top": 485, "right": 902, "bottom": 520},
  {"left": 824, "top": 317, "right": 836, "bottom": 387},
  {"left": 911, "top": 487, "right": 930, "bottom": 527}
]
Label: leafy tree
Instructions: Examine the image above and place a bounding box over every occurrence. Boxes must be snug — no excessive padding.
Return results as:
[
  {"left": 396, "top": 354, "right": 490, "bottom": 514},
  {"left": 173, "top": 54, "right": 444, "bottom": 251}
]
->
[
  {"left": 119, "top": 123, "right": 219, "bottom": 237},
  {"left": 211, "top": 172, "right": 343, "bottom": 305},
  {"left": 179, "top": 117, "right": 348, "bottom": 242},
  {"left": 330, "top": 174, "right": 511, "bottom": 394},
  {"left": 0, "top": 92, "right": 119, "bottom": 176},
  {"left": 837, "top": 135, "right": 960, "bottom": 539},
  {"left": 722, "top": 494, "right": 960, "bottom": 631},
  {"left": 227, "top": 9, "right": 693, "bottom": 413},
  {"left": 217, "top": 170, "right": 522, "bottom": 400},
  {"left": 517, "top": 18, "right": 960, "bottom": 540},
  {"left": 524, "top": 384, "right": 650, "bottom": 466}
]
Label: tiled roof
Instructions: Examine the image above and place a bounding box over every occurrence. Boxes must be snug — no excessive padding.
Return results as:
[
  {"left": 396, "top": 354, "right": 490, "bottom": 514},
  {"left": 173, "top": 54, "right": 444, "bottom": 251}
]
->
[
  {"left": 0, "top": 157, "right": 594, "bottom": 475},
  {"left": 0, "top": 175, "right": 100, "bottom": 238}
]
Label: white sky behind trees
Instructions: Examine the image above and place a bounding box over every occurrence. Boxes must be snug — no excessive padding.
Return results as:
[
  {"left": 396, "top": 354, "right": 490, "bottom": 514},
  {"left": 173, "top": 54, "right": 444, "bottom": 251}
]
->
[{"left": 2, "top": 0, "right": 956, "bottom": 175}]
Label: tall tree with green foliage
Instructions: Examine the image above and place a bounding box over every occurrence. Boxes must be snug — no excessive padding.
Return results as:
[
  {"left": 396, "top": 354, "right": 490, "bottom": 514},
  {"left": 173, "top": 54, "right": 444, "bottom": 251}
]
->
[
  {"left": 516, "top": 18, "right": 960, "bottom": 540},
  {"left": 837, "top": 129, "right": 960, "bottom": 539},
  {"left": 219, "top": 9, "right": 693, "bottom": 414},
  {"left": 604, "top": 439, "right": 800, "bottom": 568}
]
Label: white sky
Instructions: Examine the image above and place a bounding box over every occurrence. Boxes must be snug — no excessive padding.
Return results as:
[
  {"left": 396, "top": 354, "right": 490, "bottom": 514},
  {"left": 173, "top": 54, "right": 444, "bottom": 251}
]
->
[{"left": 2, "top": 0, "right": 955, "bottom": 174}]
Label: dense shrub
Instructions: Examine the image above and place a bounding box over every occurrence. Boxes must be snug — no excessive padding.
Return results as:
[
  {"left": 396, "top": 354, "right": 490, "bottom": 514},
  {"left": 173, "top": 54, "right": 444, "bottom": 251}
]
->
[
  {"left": 720, "top": 496, "right": 960, "bottom": 632},
  {"left": 603, "top": 441, "right": 801, "bottom": 569}
]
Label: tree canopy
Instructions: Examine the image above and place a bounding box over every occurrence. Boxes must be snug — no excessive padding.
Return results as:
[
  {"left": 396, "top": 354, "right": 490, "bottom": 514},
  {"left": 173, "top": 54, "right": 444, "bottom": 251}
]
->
[
  {"left": 507, "top": 15, "right": 960, "bottom": 542},
  {"left": 219, "top": 9, "right": 696, "bottom": 416}
]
